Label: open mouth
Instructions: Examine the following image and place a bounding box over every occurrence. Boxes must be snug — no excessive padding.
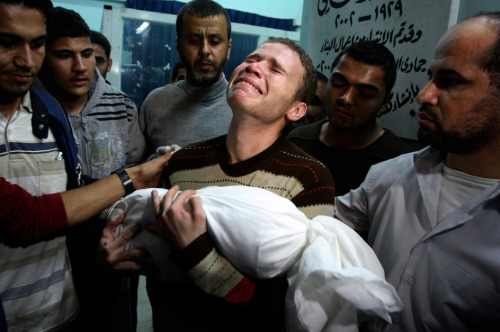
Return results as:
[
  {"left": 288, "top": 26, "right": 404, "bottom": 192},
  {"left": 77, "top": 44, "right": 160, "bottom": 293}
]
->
[{"left": 235, "top": 78, "right": 262, "bottom": 94}]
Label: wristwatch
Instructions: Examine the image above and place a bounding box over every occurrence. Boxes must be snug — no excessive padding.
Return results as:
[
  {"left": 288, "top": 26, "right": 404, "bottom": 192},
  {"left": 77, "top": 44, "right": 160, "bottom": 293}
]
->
[{"left": 111, "top": 167, "right": 135, "bottom": 196}]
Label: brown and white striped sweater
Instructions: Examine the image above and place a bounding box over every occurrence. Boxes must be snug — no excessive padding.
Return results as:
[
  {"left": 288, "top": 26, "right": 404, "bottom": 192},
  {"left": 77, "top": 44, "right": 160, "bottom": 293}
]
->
[{"left": 157, "top": 134, "right": 335, "bottom": 330}]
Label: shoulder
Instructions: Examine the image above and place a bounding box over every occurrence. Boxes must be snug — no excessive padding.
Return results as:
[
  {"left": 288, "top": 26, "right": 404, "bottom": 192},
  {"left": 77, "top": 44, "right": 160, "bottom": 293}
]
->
[
  {"left": 163, "top": 136, "right": 225, "bottom": 182},
  {"left": 30, "top": 88, "right": 66, "bottom": 121},
  {"left": 286, "top": 120, "right": 325, "bottom": 141},
  {"left": 169, "top": 135, "right": 225, "bottom": 162},
  {"left": 142, "top": 85, "right": 178, "bottom": 109},
  {"left": 281, "top": 139, "right": 329, "bottom": 168},
  {"left": 369, "top": 129, "right": 415, "bottom": 157},
  {"left": 280, "top": 141, "right": 335, "bottom": 216},
  {"left": 146, "top": 85, "right": 177, "bottom": 100},
  {"left": 363, "top": 150, "right": 417, "bottom": 188}
]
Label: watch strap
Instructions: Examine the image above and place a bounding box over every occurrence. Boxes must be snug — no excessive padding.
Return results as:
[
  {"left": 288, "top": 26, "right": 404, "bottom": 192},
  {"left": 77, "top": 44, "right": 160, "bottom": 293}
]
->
[{"left": 111, "top": 168, "right": 135, "bottom": 196}]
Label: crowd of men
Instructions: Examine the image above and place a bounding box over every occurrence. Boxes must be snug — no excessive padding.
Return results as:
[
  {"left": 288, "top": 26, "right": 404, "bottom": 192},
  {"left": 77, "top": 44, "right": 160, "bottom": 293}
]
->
[{"left": 1, "top": 0, "right": 499, "bottom": 331}]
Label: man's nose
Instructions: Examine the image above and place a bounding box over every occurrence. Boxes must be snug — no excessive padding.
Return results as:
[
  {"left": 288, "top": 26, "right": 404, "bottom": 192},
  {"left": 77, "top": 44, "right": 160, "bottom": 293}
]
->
[
  {"left": 245, "top": 61, "right": 262, "bottom": 78},
  {"left": 73, "top": 55, "right": 87, "bottom": 72},
  {"left": 13, "top": 44, "right": 35, "bottom": 70},
  {"left": 416, "top": 81, "right": 438, "bottom": 106},
  {"left": 338, "top": 86, "right": 355, "bottom": 105},
  {"left": 198, "top": 39, "right": 210, "bottom": 57}
]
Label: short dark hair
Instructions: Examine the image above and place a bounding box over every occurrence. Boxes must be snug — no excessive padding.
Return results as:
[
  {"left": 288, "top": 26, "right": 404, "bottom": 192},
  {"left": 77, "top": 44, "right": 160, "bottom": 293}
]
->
[
  {"left": 90, "top": 30, "right": 111, "bottom": 58},
  {"left": 45, "top": 6, "right": 90, "bottom": 44},
  {"left": 172, "top": 61, "right": 186, "bottom": 80},
  {"left": 176, "top": 0, "right": 231, "bottom": 40},
  {"left": 332, "top": 41, "right": 396, "bottom": 98},
  {"left": 474, "top": 12, "right": 500, "bottom": 91},
  {"left": 263, "top": 37, "right": 317, "bottom": 105},
  {"left": 0, "top": 0, "right": 53, "bottom": 19}
]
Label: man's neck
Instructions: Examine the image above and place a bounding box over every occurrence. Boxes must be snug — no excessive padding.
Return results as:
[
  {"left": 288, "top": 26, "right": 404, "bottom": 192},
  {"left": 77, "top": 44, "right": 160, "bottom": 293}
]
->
[
  {"left": 0, "top": 96, "right": 24, "bottom": 120},
  {"left": 320, "top": 121, "right": 384, "bottom": 149},
  {"left": 225, "top": 118, "right": 283, "bottom": 164},
  {"left": 446, "top": 143, "right": 500, "bottom": 179},
  {"left": 57, "top": 94, "right": 88, "bottom": 115}
]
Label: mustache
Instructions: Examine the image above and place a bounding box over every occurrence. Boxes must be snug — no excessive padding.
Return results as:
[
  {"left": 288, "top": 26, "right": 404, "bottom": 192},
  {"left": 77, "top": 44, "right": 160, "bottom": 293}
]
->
[
  {"left": 195, "top": 58, "right": 215, "bottom": 66},
  {"left": 418, "top": 105, "right": 438, "bottom": 121},
  {"left": 5, "top": 68, "right": 35, "bottom": 76}
]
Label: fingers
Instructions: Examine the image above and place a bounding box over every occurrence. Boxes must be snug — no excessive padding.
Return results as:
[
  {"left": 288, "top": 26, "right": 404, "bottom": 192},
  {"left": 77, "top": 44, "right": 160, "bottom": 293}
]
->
[
  {"left": 186, "top": 195, "right": 204, "bottom": 214},
  {"left": 99, "top": 214, "right": 125, "bottom": 247},
  {"left": 107, "top": 214, "right": 126, "bottom": 230},
  {"left": 152, "top": 189, "right": 162, "bottom": 218},
  {"left": 168, "top": 189, "right": 197, "bottom": 213},
  {"left": 163, "top": 190, "right": 206, "bottom": 250},
  {"left": 98, "top": 214, "right": 146, "bottom": 273},
  {"left": 160, "top": 186, "right": 180, "bottom": 216}
]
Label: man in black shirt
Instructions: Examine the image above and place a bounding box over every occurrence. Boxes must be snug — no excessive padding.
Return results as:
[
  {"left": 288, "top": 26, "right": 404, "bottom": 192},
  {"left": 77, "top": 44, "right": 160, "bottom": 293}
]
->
[{"left": 287, "top": 41, "right": 413, "bottom": 195}]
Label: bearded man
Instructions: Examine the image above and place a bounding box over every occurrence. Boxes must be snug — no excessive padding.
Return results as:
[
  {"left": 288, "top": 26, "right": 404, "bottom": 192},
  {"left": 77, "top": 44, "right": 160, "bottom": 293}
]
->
[
  {"left": 139, "top": 0, "right": 233, "bottom": 152},
  {"left": 334, "top": 12, "right": 500, "bottom": 331}
]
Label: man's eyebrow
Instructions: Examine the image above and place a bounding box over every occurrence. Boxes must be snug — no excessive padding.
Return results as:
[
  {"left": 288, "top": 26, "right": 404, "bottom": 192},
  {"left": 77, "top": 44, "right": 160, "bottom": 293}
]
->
[
  {"left": 269, "top": 57, "right": 286, "bottom": 74},
  {"left": 331, "top": 72, "right": 347, "bottom": 81},
  {"left": 0, "top": 33, "right": 21, "bottom": 42},
  {"left": 245, "top": 53, "right": 260, "bottom": 61},
  {"left": 245, "top": 53, "right": 286, "bottom": 73},
  {"left": 331, "top": 72, "right": 380, "bottom": 93},
  {"left": 357, "top": 83, "right": 380, "bottom": 93},
  {"left": 32, "top": 35, "right": 48, "bottom": 43},
  {"left": 52, "top": 48, "right": 76, "bottom": 55},
  {"left": 0, "top": 33, "right": 47, "bottom": 43},
  {"left": 185, "top": 32, "right": 224, "bottom": 39},
  {"left": 428, "top": 68, "right": 465, "bottom": 79},
  {"left": 208, "top": 32, "right": 224, "bottom": 39}
]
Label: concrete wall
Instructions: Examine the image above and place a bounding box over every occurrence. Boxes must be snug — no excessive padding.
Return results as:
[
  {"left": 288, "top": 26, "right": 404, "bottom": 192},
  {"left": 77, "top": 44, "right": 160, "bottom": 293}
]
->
[{"left": 458, "top": 0, "right": 500, "bottom": 21}]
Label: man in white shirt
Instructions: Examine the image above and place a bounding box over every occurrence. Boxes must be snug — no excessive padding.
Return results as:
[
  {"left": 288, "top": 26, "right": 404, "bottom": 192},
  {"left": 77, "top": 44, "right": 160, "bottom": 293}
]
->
[{"left": 335, "top": 12, "right": 500, "bottom": 331}]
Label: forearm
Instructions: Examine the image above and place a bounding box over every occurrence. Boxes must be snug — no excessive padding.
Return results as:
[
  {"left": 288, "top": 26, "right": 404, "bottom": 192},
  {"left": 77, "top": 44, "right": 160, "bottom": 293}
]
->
[
  {"left": 0, "top": 178, "right": 67, "bottom": 244},
  {"left": 170, "top": 233, "right": 256, "bottom": 304},
  {"left": 60, "top": 174, "right": 125, "bottom": 226},
  {"left": 62, "top": 153, "right": 170, "bottom": 226}
]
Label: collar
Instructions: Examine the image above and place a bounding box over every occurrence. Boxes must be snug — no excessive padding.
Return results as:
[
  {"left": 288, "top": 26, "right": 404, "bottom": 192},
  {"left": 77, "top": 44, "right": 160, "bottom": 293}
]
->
[{"left": 20, "top": 91, "right": 32, "bottom": 113}]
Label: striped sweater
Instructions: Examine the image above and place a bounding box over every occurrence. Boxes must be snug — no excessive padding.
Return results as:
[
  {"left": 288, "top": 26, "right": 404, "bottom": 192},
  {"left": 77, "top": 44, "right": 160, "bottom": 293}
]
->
[
  {"left": 68, "top": 69, "right": 146, "bottom": 179},
  {"left": 0, "top": 91, "right": 79, "bottom": 332},
  {"left": 152, "top": 134, "right": 335, "bottom": 330}
]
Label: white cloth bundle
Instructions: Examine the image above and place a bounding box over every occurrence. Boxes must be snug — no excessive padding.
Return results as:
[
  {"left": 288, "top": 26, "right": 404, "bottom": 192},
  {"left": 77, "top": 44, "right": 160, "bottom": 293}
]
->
[{"left": 109, "top": 186, "right": 402, "bottom": 331}]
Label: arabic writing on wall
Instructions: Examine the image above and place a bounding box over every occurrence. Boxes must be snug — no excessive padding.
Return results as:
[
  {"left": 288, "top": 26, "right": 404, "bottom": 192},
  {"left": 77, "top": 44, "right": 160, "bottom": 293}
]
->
[{"left": 305, "top": 0, "right": 453, "bottom": 138}]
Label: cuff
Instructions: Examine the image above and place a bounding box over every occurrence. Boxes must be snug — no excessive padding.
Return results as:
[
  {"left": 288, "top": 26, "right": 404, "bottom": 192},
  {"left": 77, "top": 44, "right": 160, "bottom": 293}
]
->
[{"left": 169, "top": 232, "right": 214, "bottom": 271}]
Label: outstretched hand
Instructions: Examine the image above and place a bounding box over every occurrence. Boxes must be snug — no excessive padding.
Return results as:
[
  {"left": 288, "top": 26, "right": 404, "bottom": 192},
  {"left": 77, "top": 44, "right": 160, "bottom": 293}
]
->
[
  {"left": 148, "top": 186, "right": 207, "bottom": 250},
  {"left": 127, "top": 153, "right": 172, "bottom": 190},
  {"left": 97, "top": 214, "right": 153, "bottom": 274}
]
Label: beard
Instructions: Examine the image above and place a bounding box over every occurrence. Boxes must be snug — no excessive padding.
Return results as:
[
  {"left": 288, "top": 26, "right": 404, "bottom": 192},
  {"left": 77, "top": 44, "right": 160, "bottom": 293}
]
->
[
  {"left": 0, "top": 69, "right": 35, "bottom": 102},
  {"left": 418, "top": 94, "right": 500, "bottom": 155},
  {"left": 0, "top": 85, "right": 30, "bottom": 102},
  {"left": 182, "top": 53, "right": 228, "bottom": 87}
]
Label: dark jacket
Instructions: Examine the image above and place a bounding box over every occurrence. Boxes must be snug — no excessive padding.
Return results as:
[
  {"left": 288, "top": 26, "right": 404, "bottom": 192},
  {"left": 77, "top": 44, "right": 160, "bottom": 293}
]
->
[{"left": 30, "top": 88, "right": 81, "bottom": 190}]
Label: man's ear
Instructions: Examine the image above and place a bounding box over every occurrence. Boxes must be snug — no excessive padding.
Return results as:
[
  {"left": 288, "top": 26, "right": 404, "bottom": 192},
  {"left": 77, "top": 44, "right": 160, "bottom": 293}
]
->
[
  {"left": 107, "top": 58, "right": 113, "bottom": 73},
  {"left": 378, "top": 91, "right": 394, "bottom": 114},
  {"left": 226, "top": 38, "right": 232, "bottom": 61},
  {"left": 286, "top": 101, "right": 307, "bottom": 122}
]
